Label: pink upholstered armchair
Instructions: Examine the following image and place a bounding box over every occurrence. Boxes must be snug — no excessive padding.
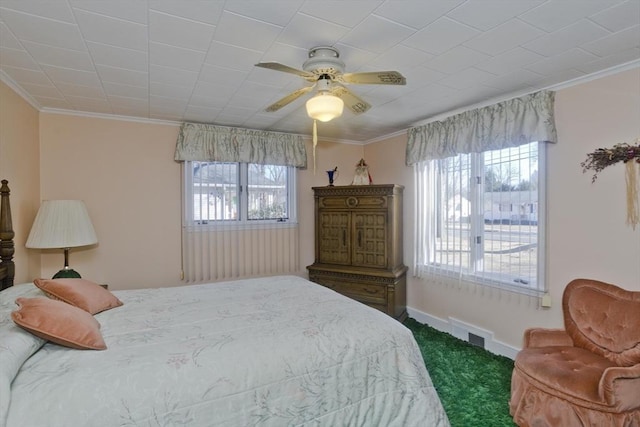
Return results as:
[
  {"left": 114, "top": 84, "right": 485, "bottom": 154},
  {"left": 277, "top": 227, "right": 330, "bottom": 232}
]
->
[{"left": 510, "top": 278, "right": 640, "bottom": 427}]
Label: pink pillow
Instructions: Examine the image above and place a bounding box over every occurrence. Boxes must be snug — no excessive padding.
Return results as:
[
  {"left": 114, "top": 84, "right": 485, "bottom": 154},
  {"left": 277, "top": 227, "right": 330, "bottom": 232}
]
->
[
  {"left": 11, "top": 297, "right": 107, "bottom": 350},
  {"left": 34, "top": 278, "right": 123, "bottom": 315}
]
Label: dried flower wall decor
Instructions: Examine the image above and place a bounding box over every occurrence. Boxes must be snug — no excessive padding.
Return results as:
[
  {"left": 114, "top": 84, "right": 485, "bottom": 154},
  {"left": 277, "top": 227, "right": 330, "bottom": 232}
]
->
[{"left": 581, "top": 138, "right": 640, "bottom": 229}]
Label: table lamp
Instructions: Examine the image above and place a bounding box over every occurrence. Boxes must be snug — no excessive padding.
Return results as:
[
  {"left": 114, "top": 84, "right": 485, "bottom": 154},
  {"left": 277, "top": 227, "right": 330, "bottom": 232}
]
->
[{"left": 26, "top": 200, "right": 98, "bottom": 279}]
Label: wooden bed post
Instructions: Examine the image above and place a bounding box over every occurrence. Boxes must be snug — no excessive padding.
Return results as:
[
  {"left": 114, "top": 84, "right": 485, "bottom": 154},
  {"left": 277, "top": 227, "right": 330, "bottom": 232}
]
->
[{"left": 0, "top": 179, "right": 15, "bottom": 290}]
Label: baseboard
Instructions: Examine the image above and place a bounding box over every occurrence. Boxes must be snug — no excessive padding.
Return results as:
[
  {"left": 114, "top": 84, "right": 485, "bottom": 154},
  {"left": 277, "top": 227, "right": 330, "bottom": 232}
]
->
[{"left": 406, "top": 307, "right": 519, "bottom": 360}]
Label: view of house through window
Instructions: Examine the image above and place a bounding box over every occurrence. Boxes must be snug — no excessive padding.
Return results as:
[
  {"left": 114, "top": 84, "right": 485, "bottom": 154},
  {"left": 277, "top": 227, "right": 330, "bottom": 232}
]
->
[
  {"left": 423, "top": 141, "right": 544, "bottom": 293},
  {"left": 186, "top": 161, "right": 295, "bottom": 224}
]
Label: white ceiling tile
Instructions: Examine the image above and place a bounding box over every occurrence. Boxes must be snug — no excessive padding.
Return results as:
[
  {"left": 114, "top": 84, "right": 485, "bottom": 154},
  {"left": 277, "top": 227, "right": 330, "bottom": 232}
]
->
[
  {"left": 223, "top": 1, "right": 301, "bottom": 27},
  {"left": 149, "top": 95, "right": 188, "bottom": 112},
  {"left": 374, "top": 0, "right": 465, "bottom": 30},
  {"left": 0, "top": 0, "right": 637, "bottom": 143},
  {"left": 149, "top": 42, "right": 206, "bottom": 72},
  {"left": 475, "top": 47, "right": 545, "bottom": 75},
  {"left": 523, "top": 19, "right": 613, "bottom": 57},
  {"left": 204, "top": 41, "right": 263, "bottom": 71},
  {"left": 21, "top": 40, "right": 94, "bottom": 71},
  {"left": 233, "top": 80, "right": 282, "bottom": 100},
  {"left": 526, "top": 48, "right": 600, "bottom": 75},
  {"left": 423, "top": 45, "right": 490, "bottom": 74},
  {"left": 226, "top": 93, "right": 269, "bottom": 109},
  {"left": 65, "top": 95, "right": 111, "bottom": 109},
  {"left": 150, "top": 81, "right": 192, "bottom": 100},
  {"left": 110, "top": 105, "right": 147, "bottom": 117},
  {"left": 446, "top": 1, "right": 545, "bottom": 31},
  {"left": 339, "top": 15, "right": 415, "bottom": 53},
  {"left": 332, "top": 43, "right": 378, "bottom": 72},
  {"left": 574, "top": 47, "right": 640, "bottom": 74},
  {"left": 184, "top": 105, "right": 222, "bottom": 121},
  {"left": 0, "top": 0, "right": 75, "bottom": 23},
  {"left": 34, "top": 96, "right": 73, "bottom": 109},
  {"left": 0, "top": 8, "right": 85, "bottom": 50},
  {"left": 74, "top": 8, "right": 147, "bottom": 51},
  {"left": 70, "top": 0, "right": 148, "bottom": 24},
  {"left": 191, "top": 80, "right": 237, "bottom": 102},
  {"left": 198, "top": 63, "right": 248, "bottom": 86},
  {"left": 463, "top": 19, "right": 545, "bottom": 56},
  {"left": 403, "top": 17, "right": 480, "bottom": 55},
  {"left": 1, "top": 65, "right": 51, "bottom": 85},
  {"left": 102, "top": 81, "right": 148, "bottom": 98},
  {"left": 276, "top": 12, "right": 348, "bottom": 50},
  {"left": 149, "top": 10, "right": 215, "bottom": 52},
  {"left": 216, "top": 10, "right": 282, "bottom": 51},
  {"left": 581, "top": 25, "right": 640, "bottom": 57},
  {"left": 438, "top": 67, "right": 497, "bottom": 89},
  {"left": 41, "top": 64, "right": 101, "bottom": 86},
  {"left": 149, "top": 0, "right": 224, "bottom": 25},
  {"left": 534, "top": 68, "right": 587, "bottom": 87},
  {"left": 55, "top": 81, "right": 105, "bottom": 98},
  {"left": 300, "top": 1, "right": 382, "bottom": 27},
  {"left": 589, "top": 1, "right": 640, "bottom": 32},
  {"left": 95, "top": 63, "right": 148, "bottom": 87},
  {"left": 0, "top": 21, "right": 24, "bottom": 49},
  {"left": 482, "top": 69, "right": 543, "bottom": 90},
  {"left": 368, "top": 44, "right": 432, "bottom": 70},
  {"left": 87, "top": 41, "right": 147, "bottom": 71},
  {"left": 519, "top": 0, "right": 619, "bottom": 32},
  {"left": 18, "top": 82, "right": 64, "bottom": 98},
  {"left": 0, "top": 46, "right": 39, "bottom": 69},
  {"left": 108, "top": 95, "right": 147, "bottom": 109},
  {"left": 150, "top": 64, "right": 199, "bottom": 87}
]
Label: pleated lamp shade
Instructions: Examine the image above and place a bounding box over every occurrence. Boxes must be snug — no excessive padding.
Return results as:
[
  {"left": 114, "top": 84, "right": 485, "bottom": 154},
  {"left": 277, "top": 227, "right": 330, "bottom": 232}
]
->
[{"left": 26, "top": 200, "right": 97, "bottom": 278}]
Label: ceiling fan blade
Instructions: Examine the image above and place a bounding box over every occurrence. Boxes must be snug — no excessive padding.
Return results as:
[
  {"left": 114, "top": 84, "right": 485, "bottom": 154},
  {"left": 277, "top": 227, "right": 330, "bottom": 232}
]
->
[
  {"left": 330, "top": 85, "right": 371, "bottom": 114},
  {"left": 265, "top": 86, "right": 314, "bottom": 112},
  {"left": 255, "top": 62, "right": 315, "bottom": 80},
  {"left": 339, "top": 71, "right": 406, "bottom": 85}
]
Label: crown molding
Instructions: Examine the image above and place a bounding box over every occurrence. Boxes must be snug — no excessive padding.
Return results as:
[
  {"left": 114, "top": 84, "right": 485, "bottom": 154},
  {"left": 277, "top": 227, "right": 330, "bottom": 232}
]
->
[{"left": 0, "top": 70, "right": 41, "bottom": 110}]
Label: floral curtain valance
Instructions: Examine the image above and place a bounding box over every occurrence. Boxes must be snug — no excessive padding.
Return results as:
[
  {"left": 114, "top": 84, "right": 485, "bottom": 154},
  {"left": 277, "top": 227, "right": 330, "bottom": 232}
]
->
[
  {"left": 174, "top": 122, "right": 307, "bottom": 168},
  {"left": 406, "top": 90, "right": 557, "bottom": 165}
]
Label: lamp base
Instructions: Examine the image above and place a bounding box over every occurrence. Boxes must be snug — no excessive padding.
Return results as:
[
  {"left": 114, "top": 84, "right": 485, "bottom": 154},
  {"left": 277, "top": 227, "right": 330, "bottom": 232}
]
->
[{"left": 52, "top": 268, "right": 81, "bottom": 279}]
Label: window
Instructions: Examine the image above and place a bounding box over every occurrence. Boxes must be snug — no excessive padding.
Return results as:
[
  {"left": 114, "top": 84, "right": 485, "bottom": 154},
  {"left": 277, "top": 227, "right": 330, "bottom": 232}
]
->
[
  {"left": 184, "top": 161, "right": 297, "bottom": 226},
  {"left": 416, "top": 142, "right": 545, "bottom": 294}
]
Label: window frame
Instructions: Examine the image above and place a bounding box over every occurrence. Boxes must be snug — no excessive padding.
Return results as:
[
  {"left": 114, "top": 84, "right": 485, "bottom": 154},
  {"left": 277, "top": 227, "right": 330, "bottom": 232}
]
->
[
  {"left": 417, "top": 142, "right": 546, "bottom": 296},
  {"left": 183, "top": 161, "right": 298, "bottom": 230}
]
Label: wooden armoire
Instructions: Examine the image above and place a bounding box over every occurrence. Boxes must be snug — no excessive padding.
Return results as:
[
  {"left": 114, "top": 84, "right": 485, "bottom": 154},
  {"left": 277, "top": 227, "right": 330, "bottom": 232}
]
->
[{"left": 307, "top": 184, "right": 407, "bottom": 321}]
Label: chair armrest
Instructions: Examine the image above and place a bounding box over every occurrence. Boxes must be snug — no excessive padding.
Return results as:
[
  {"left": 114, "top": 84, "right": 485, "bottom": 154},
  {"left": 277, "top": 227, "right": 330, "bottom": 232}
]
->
[
  {"left": 523, "top": 328, "right": 573, "bottom": 348},
  {"left": 599, "top": 364, "right": 640, "bottom": 411}
]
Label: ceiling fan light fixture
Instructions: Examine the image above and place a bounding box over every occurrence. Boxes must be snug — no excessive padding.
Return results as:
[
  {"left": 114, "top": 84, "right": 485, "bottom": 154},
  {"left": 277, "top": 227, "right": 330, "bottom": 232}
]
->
[{"left": 306, "top": 92, "right": 344, "bottom": 122}]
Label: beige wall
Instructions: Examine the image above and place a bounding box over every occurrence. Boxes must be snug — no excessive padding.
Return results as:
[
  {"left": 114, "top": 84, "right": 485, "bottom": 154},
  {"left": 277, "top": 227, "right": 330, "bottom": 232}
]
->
[
  {"left": 36, "top": 113, "right": 363, "bottom": 289},
  {"left": 365, "top": 68, "right": 640, "bottom": 349},
  {"left": 0, "top": 81, "right": 41, "bottom": 282}
]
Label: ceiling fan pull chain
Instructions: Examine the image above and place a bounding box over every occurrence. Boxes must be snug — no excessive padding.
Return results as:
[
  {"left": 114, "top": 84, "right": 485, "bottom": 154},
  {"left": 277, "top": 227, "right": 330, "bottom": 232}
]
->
[{"left": 313, "top": 119, "right": 318, "bottom": 175}]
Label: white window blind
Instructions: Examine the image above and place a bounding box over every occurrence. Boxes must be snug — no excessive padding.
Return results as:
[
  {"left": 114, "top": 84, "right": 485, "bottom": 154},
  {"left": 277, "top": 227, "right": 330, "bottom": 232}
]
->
[
  {"left": 415, "top": 142, "right": 545, "bottom": 295},
  {"left": 182, "top": 161, "right": 299, "bottom": 283}
]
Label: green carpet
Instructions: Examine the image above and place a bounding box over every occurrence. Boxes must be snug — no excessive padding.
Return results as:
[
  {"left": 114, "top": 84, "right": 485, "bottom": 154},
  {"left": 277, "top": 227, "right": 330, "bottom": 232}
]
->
[{"left": 404, "top": 318, "right": 517, "bottom": 427}]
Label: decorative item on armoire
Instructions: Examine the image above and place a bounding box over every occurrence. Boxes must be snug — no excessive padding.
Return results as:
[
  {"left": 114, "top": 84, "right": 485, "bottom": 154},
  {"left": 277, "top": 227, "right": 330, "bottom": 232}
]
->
[
  {"left": 352, "top": 158, "right": 372, "bottom": 185},
  {"left": 581, "top": 138, "right": 640, "bottom": 229},
  {"left": 326, "top": 167, "right": 338, "bottom": 186}
]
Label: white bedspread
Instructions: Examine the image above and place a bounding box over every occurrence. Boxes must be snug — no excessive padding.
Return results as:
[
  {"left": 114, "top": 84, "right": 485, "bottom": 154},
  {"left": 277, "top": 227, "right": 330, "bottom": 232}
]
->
[{"left": 2, "top": 275, "right": 449, "bottom": 426}]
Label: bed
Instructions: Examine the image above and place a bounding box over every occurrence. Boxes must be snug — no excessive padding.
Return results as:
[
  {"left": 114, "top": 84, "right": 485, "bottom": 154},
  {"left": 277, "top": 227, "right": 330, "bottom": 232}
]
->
[{"left": 0, "top": 181, "right": 450, "bottom": 427}]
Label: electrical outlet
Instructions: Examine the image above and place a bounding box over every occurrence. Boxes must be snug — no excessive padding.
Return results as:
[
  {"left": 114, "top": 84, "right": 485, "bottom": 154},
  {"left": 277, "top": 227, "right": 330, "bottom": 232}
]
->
[{"left": 541, "top": 293, "right": 552, "bottom": 308}]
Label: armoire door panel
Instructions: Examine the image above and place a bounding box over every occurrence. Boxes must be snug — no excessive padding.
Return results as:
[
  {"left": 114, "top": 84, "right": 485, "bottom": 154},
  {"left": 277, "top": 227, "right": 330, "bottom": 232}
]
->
[
  {"left": 352, "top": 212, "right": 387, "bottom": 268},
  {"left": 318, "top": 211, "right": 350, "bottom": 265}
]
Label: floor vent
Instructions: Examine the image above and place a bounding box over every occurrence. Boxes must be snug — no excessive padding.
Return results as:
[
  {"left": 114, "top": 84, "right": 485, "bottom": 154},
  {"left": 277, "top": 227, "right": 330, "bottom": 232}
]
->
[{"left": 468, "top": 332, "right": 485, "bottom": 349}]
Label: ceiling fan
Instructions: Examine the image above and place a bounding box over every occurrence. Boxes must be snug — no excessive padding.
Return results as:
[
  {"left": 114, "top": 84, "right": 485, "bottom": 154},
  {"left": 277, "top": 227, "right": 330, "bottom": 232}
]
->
[{"left": 255, "top": 46, "right": 406, "bottom": 121}]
